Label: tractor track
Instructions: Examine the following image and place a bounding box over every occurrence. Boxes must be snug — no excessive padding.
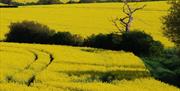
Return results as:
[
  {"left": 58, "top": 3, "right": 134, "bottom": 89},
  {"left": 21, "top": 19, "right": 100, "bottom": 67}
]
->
[
  {"left": 24, "top": 50, "right": 38, "bottom": 70},
  {"left": 0, "top": 46, "right": 39, "bottom": 70},
  {"left": 0, "top": 45, "right": 54, "bottom": 86},
  {"left": 27, "top": 49, "right": 54, "bottom": 86}
]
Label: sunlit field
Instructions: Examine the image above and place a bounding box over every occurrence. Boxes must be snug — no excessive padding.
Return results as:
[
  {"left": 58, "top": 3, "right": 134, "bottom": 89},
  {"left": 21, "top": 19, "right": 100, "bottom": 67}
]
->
[
  {"left": 0, "top": 1, "right": 173, "bottom": 47},
  {"left": 1, "top": 1, "right": 179, "bottom": 90},
  {"left": 0, "top": 42, "right": 179, "bottom": 91}
]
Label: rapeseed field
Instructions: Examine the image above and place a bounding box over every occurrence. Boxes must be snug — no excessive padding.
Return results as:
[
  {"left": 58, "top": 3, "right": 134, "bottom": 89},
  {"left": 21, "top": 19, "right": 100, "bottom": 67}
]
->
[
  {"left": 1, "top": 1, "right": 179, "bottom": 91},
  {"left": 0, "top": 42, "right": 179, "bottom": 91},
  {"left": 0, "top": 1, "right": 173, "bottom": 47}
]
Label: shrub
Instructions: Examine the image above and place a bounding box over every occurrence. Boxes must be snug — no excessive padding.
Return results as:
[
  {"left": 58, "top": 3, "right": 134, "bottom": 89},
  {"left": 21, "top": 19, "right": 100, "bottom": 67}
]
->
[
  {"left": 155, "top": 67, "right": 178, "bottom": 86},
  {"left": 6, "top": 21, "right": 55, "bottom": 44},
  {"left": 84, "top": 33, "right": 122, "bottom": 50},
  {"left": 177, "top": 47, "right": 180, "bottom": 58},
  {"left": 120, "top": 31, "right": 164, "bottom": 56},
  {"left": 143, "top": 55, "right": 180, "bottom": 87},
  {"left": 51, "top": 31, "right": 84, "bottom": 46},
  {"left": 84, "top": 31, "right": 163, "bottom": 56},
  {"left": 38, "top": 0, "right": 61, "bottom": 4},
  {"left": 149, "top": 41, "right": 164, "bottom": 56},
  {"left": 159, "top": 49, "right": 180, "bottom": 70},
  {"left": 71, "top": 34, "right": 84, "bottom": 46},
  {"left": 142, "top": 48, "right": 180, "bottom": 87}
]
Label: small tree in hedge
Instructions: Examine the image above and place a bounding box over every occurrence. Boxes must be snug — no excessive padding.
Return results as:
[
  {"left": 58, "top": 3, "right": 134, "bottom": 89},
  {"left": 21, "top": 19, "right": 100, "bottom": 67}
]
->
[
  {"left": 6, "top": 21, "right": 55, "bottom": 44},
  {"left": 163, "top": 0, "right": 180, "bottom": 46}
]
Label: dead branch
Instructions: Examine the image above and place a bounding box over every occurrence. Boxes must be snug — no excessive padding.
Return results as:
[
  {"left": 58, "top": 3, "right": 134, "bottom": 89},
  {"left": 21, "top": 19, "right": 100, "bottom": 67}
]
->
[{"left": 113, "top": 0, "right": 146, "bottom": 32}]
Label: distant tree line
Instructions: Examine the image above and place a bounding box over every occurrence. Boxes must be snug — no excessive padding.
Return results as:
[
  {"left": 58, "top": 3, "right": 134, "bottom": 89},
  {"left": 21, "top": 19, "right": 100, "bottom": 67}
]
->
[{"left": 0, "top": 0, "right": 168, "bottom": 5}]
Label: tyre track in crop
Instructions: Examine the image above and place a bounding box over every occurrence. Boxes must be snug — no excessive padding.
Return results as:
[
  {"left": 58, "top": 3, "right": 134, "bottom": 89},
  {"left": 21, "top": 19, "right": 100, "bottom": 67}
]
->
[
  {"left": 27, "top": 49, "right": 54, "bottom": 86},
  {"left": 0, "top": 46, "right": 39, "bottom": 83},
  {"left": 0, "top": 45, "right": 54, "bottom": 86},
  {"left": 24, "top": 50, "right": 38, "bottom": 70},
  {"left": 0, "top": 46, "right": 39, "bottom": 70}
]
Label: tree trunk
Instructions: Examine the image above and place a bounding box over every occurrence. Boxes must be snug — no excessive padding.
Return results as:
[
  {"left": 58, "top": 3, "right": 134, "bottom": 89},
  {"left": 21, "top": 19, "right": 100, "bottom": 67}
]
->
[
  {"left": 126, "top": 15, "right": 133, "bottom": 32},
  {"left": 126, "top": 24, "right": 130, "bottom": 32}
]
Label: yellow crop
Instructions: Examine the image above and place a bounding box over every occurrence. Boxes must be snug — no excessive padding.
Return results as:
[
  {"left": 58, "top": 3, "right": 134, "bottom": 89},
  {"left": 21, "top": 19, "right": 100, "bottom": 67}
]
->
[
  {"left": 0, "top": 1, "right": 173, "bottom": 47},
  {"left": 0, "top": 42, "right": 179, "bottom": 91},
  {"left": 0, "top": 1, "right": 179, "bottom": 91}
]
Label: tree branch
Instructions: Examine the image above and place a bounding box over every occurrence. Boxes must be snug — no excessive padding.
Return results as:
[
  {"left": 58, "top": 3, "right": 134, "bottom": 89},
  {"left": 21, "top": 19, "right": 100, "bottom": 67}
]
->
[
  {"left": 132, "top": 5, "right": 146, "bottom": 13},
  {"left": 120, "top": 16, "right": 129, "bottom": 25},
  {"left": 112, "top": 18, "right": 123, "bottom": 32}
]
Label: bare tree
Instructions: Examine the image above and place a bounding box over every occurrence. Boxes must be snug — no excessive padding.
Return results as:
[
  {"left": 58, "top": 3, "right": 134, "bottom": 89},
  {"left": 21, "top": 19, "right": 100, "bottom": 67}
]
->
[{"left": 113, "top": 0, "right": 146, "bottom": 32}]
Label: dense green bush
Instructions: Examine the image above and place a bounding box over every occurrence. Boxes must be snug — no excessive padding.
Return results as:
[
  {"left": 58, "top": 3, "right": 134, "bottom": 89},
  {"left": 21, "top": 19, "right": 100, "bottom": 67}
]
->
[
  {"left": 142, "top": 48, "right": 180, "bottom": 87},
  {"left": 38, "top": 0, "right": 61, "bottom": 4},
  {"left": 120, "top": 31, "right": 164, "bottom": 56},
  {"left": 84, "top": 31, "right": 163, "bottom": 56},
  {"left": 6, "top": 21, "right": 55, "bottom": 44},
  {"left": 84, "top": 33, "right": 122, "bottom": 50},
  {"left": 177, "top": 47, "right": 180, "bottom": 57},
  {"left": 5, "top": 21, "right": 84, "bottom": 46},
  {"left": 161, "top": 49, "right": 180, "bottom": 71},
  {"left": 51, "top": 32, "right": 84, "bottom": 46},
  {"left": 149, "top": 41, "right": 164, "bottom": 56}
]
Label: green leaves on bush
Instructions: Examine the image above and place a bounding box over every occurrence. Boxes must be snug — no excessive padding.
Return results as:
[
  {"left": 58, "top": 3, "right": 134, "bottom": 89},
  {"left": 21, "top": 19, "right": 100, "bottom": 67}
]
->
[
  {"left": 85, "top": 31, "right": 164, "bottom": 56},
  {"left": 5, "top": 21, "right": 83, "bottom": 46},
  {"left": 120, "top": 31, "right": 164, "bottom": 56},
  {"left": 38, "top": 0, "right": 61, "bottom": 4},
  {"left": 142, "top": 48, "right": 180, "bottom": 87},
  {"left": 6, "top": 21, "right": 55, "bottom": 44},
  {"left": 51, "top": 31, "right": 84, "bottom": 46},
  {"left": 84, "top": 33, "right": 122, "bottom": 50}
]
